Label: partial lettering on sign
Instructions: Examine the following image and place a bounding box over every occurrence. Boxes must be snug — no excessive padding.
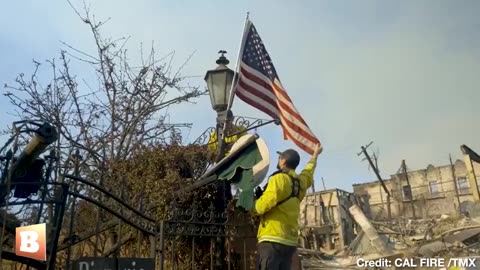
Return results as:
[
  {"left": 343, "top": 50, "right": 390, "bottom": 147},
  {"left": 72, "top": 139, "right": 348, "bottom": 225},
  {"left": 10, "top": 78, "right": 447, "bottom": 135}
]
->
[
  {"left": 118, "top": 258, "right": 155, "bottom": 270},
  {"left": 73, "top": 258, "right": 116, "bottom": 270},
  {"left": 73, "top": 257, "right": 154, "bottom": 270}
]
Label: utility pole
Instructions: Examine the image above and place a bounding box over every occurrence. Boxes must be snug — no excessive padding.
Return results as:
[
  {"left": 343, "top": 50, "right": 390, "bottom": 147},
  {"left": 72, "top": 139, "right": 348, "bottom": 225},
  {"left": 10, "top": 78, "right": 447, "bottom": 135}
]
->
[
  {"left": 373, "top": 153, "right": 384, "bottom": 213},
  {"left": 449, "top": 154, "right": 461, "bottom": 213},
  {"left": 358, "top": 142, "right": 391, "bottom": 220},
  {"left": 401, "top": 160, "right": 416, "bottom": 219},
  {"left": 373, "top": 152, "right": 379, "bottom": 172},
  {"left": 311, "top": 180, "right": 316, "bottom": 193},
  {"left": 321, "top": 177, "right": 327, "bottom": 191}
]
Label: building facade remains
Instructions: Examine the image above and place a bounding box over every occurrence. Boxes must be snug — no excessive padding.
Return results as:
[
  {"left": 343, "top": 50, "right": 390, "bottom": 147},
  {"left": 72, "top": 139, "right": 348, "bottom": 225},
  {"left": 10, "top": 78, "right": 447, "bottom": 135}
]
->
[
  {"left": 298, "top": 188, "right": 371, "bottom": 253},
  {"left": 353, "top": 159, "right": 480, "bottom": 221}
]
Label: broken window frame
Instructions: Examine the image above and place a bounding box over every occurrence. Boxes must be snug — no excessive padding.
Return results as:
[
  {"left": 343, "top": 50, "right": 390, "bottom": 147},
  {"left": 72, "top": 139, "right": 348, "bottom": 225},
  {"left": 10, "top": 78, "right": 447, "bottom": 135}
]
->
[
  {"left": 402, "top": 185, "right": 413, "bottom": 201},
  {"left": 428, "top": 181, "right": 442, "bottom": 197},
  {"left": 456, "top": 176, "right": 470, "bottom": 195}
]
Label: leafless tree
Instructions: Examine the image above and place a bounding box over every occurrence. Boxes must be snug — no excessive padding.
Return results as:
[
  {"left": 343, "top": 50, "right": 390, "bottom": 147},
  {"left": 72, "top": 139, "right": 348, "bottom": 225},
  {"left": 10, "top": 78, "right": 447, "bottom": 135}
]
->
[{"left": 1, "top": 2, "right": 217, "bottom": 266}]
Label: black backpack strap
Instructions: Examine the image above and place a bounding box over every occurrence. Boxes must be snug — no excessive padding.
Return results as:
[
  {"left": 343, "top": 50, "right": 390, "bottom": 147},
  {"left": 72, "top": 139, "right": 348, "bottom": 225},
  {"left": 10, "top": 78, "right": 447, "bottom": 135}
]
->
[
  {"left": 274, "top": 173, "right": 300, "bottom": 208},
  {"left": 262, "top": 170, "right": 283, "bottom": 190},
  {"left": 261, "top": 170, "right": 300, "bottom": 208},
  {"left": 259, "top": 172, "right": 300, "bottom": 228}
]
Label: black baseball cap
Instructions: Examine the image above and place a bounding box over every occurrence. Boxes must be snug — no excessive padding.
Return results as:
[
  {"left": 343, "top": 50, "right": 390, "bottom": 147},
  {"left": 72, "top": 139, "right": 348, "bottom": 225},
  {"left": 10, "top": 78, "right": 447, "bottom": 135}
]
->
[{"left": 276, "top": 149, "right": 300, "bottom": 169}]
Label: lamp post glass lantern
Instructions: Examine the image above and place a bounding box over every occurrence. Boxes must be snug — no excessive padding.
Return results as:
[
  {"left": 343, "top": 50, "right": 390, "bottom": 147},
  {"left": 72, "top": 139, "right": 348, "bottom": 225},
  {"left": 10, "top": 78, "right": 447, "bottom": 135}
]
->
[{"left": 205, "top": 50, "right": 235, "bottom": 112}]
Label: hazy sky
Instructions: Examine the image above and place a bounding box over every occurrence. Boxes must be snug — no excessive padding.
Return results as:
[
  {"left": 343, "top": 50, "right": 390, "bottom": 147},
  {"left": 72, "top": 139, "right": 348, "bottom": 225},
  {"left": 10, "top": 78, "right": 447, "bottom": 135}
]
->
[{"left": 1, "top": 0, "right": 479, "bottom": 192}]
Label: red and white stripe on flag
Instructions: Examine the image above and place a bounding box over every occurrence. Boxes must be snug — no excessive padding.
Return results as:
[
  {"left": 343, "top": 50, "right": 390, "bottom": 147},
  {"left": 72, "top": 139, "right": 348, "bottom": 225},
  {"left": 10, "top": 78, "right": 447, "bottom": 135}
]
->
[{"left": 233, "top": 20, "right": 321, "bottom": 155}]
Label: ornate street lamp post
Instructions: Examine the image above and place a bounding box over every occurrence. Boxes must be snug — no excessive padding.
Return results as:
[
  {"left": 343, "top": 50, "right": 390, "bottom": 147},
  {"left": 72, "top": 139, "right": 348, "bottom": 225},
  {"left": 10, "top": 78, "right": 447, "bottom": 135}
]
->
[
  {"left": 204, "top": 50, "right": 236, "bottom": 269},
  {"left": 204, "top": 50, "right": 235, "bottom": 161}
]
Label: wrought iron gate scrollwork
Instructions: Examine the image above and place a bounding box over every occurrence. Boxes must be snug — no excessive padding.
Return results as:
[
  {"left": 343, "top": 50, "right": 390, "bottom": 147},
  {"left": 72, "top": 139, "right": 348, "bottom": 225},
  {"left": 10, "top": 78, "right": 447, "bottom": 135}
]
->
[
  {"left": 1, "top": 175, "right": 159, "bottom": 270},
  {"left": 63, "top": 174, "right": 157, "bottom": 236},
  {"left": 191, "top": 116, "right": 279, "bottom": 146},
  {"left": 158, "top": 200, "right": 257, "bottom": 270},
  {"left": 1, "top": 116, "right": 273, "bottom": 270}
]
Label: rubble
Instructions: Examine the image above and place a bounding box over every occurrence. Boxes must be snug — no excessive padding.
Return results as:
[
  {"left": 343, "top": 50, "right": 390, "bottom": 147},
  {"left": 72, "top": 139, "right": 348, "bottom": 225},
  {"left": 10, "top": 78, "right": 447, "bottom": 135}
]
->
[{"left": 296, "top": 205, "right": 480, "bottom": 269}]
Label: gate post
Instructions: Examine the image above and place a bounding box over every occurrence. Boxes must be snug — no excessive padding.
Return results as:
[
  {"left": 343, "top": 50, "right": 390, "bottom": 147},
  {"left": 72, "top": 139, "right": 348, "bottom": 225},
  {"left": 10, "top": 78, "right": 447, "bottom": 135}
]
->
[
  {"left": 47, "top": 183, "right": 69, "bottom": 270},
  {"left": 158, "top": 220, "right": 165, "bottom": 270},
  {"left": 149, "top": 235, "right": 155, "bottom": 258}
]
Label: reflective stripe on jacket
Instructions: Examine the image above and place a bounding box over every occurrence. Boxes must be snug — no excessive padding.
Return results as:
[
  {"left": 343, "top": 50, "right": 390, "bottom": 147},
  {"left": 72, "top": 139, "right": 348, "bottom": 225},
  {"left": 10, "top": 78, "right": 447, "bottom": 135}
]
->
[{"left": 252, "top": 158, "right": 317, "bottom": 246}]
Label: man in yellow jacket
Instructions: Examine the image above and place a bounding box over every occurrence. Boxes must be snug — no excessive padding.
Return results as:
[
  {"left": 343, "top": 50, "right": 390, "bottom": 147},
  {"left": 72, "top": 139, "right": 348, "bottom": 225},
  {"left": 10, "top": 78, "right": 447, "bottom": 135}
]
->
[{"left": 252, "top": 144, "right": 322, "bottom": 269}]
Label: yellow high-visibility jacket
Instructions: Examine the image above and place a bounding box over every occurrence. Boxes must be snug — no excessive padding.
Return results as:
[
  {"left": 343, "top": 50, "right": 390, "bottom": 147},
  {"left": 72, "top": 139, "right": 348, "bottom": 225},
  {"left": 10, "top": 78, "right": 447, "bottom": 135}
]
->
[
  {"left": 208, "top": 126, "right": 247, "bottom": 156},
  {"left": 252, "top": 157, "right": 317, "bottom": 246}
]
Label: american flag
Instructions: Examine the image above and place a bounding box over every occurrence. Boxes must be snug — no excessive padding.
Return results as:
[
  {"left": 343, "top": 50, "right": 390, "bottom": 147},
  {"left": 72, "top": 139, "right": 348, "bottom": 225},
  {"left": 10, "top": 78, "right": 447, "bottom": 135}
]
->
[{"left": 233, "top": 20, "right": 321, "bottom": 155}]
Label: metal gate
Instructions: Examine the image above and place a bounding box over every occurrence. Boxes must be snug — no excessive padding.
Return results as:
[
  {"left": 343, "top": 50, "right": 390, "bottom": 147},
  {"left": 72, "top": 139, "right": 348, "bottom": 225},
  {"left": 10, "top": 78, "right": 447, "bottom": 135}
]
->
[
  {"left": 1, "top": 116, "right": 270, "bottom": 270},
  {"left": 157, "top": 199, "right": 257, "bottom": 270}
]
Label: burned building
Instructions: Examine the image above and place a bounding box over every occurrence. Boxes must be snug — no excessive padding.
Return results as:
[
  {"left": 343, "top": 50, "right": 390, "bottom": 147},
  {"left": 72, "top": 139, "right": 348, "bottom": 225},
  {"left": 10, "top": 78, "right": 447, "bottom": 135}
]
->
[
  {"left": 298, "top": 188, "right": 371, "bottom": 253},
  {"left": 353, "top": 159, "right": 480, "bottom": 220}
]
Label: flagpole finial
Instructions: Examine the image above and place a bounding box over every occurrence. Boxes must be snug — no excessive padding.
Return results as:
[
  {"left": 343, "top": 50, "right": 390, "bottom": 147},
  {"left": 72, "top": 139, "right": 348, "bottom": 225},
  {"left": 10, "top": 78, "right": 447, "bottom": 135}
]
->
[{"left": 246, "top": 11, "right": 250, "bottom": 20}]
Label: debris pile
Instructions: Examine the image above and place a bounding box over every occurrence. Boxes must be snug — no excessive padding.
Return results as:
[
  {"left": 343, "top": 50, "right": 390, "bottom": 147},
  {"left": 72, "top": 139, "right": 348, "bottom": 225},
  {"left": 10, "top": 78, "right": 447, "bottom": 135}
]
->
[{"left": 296, "top": 207, "right": 480, "bottom": 269}]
